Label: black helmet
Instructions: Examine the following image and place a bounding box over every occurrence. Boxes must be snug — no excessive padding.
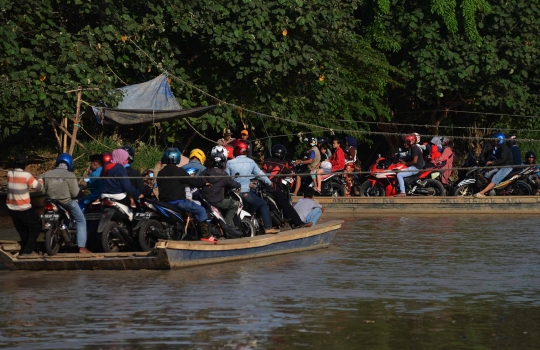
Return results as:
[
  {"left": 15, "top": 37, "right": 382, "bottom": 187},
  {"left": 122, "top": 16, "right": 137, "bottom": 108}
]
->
[
  {"left": 525, "top": 151, "right": 536, "bottom": 159},
  {"left": 317, "top": 137, "right": 329, "bottom": 146},
  {"left": 272, "top": 144, "right": 287, "bottom": 160},
  {"left": 120, "top": 145, "right": 135, "bottom": 163}
]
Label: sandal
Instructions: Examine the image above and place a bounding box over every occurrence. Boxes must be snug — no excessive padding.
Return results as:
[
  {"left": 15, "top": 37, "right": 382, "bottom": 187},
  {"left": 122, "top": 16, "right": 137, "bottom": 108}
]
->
[
  {"left": 200, "top": 237, "right": 218, "bottom": 244},
  {"left": 473, "top": 193, "right": 485, "bottom": 197}
]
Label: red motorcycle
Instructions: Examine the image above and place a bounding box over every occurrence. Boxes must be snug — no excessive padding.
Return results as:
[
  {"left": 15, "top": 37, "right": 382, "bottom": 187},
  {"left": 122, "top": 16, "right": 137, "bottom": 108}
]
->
[{"left": 359, "top": 155, "right": 446, "bottom": 197}]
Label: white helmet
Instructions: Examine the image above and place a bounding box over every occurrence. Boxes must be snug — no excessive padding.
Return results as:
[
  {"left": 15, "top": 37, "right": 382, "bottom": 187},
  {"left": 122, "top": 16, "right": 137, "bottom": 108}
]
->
[
  {"left": 414, "top": 133, "right": 421, "bottom": 144},
  {"left": 211, "top": 145, "right": 228, "bottom": 158}
]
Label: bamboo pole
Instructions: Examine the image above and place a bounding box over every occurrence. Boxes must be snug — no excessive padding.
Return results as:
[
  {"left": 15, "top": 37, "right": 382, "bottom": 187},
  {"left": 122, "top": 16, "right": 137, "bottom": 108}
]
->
[
  {"left": 68, "top": 86, "right": 83, "bottom": 155},
  {"left": 50, "top": 118, "right": 87, "bottom": 150},
  {"left": 62, "top": 118, "right": 68, "bottom": 153}
]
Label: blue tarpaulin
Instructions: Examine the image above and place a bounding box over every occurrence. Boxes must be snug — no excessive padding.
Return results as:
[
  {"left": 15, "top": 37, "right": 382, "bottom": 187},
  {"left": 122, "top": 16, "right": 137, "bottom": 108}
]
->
[{"left": 86, "top": 74, "right": 215, "bottom": 125}]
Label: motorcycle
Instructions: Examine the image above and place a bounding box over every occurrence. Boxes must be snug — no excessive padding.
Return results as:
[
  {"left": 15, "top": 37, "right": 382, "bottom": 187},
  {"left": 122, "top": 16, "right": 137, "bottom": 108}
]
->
[
  {"left": 359, "top": 154, "right": 446, "bottom": 197},
  {"left": 97, "top": 197, "right": 140, "bottom": 252},
  {"left": 249, "top": 179, "right": 289, "bottom": 232},
  {"left": 292, "top": 163, "right": 346, "bottom": 197},
  {"left": 454, "top": 166, "right": 534, "bottom": 196},
  {"left": 41, "top": 199, "right": 81, "bottom": 256}
]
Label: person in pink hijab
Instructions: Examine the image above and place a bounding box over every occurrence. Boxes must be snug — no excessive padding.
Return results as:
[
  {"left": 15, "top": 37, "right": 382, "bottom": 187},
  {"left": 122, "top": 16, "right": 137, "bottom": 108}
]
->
[{"left": 101, "top": 148, "right": 143, "bottom": 206}]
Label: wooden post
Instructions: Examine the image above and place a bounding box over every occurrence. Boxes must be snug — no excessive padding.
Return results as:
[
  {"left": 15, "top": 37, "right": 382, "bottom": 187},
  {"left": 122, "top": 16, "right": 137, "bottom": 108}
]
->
[
  {"left": 62, "top": 118, "right": 68, "bottom": 153},
  {"left": 68, "top": 86, "right": 83, "bottom": 155}
]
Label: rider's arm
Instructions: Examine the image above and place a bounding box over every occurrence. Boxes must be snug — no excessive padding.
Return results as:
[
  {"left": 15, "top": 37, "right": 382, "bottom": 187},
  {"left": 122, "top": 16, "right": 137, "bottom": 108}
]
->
[{"left": 252, "top": 163, "right": 272, "bottom": 186}]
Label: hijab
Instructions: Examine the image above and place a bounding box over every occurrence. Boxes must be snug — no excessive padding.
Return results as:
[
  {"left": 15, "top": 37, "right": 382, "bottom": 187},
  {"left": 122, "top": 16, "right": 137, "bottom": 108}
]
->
[{"left": 111, "top": 149, "right": 130, "bottom": 166}]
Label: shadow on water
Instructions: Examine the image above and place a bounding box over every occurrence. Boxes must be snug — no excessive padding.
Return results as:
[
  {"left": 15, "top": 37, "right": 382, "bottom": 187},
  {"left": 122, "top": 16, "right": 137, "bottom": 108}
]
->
[{"left": 0, "top": 215, "right": 539, "bottom": 349}]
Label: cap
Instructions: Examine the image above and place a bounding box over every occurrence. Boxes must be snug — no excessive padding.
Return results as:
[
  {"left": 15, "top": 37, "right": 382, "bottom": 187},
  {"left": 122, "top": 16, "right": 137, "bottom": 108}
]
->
[
  {"left": 223, "top": 128, "right": 232, "bottom": 136},
  {"left": 241, "top": 129, "right": 249, "bottom": 136},
  {"left": 14, "top": 154, "right": 26, "bottom": 164}
]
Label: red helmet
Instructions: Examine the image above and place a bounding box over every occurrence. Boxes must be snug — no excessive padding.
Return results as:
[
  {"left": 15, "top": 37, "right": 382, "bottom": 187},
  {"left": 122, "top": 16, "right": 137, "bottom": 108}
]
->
[
  {"left": 223, "top": 145, "right": 234, "bottom": 159},
  {"left": 102, "top": 152, "right": 112, "bottom": 164},
  {"left": 231, "top": 139, "right": 250, "bottom": 157},
  {"left": 403, "top": 134, "right": 416, "bottom": 146}
]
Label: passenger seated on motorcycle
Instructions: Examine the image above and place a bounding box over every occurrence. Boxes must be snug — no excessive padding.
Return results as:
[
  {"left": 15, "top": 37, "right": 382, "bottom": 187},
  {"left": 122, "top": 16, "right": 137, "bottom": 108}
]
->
[
  {"left": 430, "top": 137, "right": 454, "bottom": 185},
  {"left": 41, "top": 153, "right": 91, "bottom": 254},
  {"left": 507, "top": 135, "right": 522, "bottom": 167},
  {"left": 524, "top": 151, "right": 540, "bottom": 192},
  {"left": 313, "top": 145, "right": 332, "bottom": 193},
  {"left": 293, "top": 137, "right": 321, "bottom": 197},
  {"left": 317, "top": 137, "right": 332, "bottom": 158},
  {"left": 423, "top": 137, "right": 443, "bottom": 168},
  {"left": 329, "top": 138, "right": 346, "bottom": 172},
  {"left": 182, "top": 148, "right": 207, "bottom": 176},
  {"left": 120, "top": 145, "right": 154, "bottom": 199},
  {"left": 262, "top": 144, "right": 312, "bottom": 228},
  {"left": 395, "top": 134, "right": 425, "bottom": 197},
  {"left": 225, "top": 140, "right": 280, "bottom": 234},
  {"left": 473, "top": 133, "right": 514, "bottom": 197},
  {"left": 345, "top": 136, "right": 358, "bottom": 162},
  {"left": 200, "top": 146, "right": 241, "bottom": 227},
  {"left": 101, "top": 149, "right": 144, "bottom": 208},
  {"left": 157, "top": 148, "right": 215, "bottom": 242},
  {"left": 83, "top": 154, "right": 103, "bottom": 205}
]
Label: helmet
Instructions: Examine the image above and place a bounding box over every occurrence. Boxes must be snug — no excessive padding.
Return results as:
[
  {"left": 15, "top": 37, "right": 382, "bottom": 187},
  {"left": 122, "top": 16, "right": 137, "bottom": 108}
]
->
[
  {"left": 414, "top": 133, "right": 421, "bottom": 144},
  {"left": 305, "top": 137, "right": 317, "bottom": 147},
  {"left": 55, "top": 153, "right": 74, "bottom": 172},
  {"left": 162, "top": 148, "right": 181, "bottom": 165},
  {"left": 120, "top": 145, "right": 135, "bottom": 163},
  {"left": 317, "top": 137, "right": 329, "bottom": 146},
  {"left": 224, "top": 145, "right": 234, "bottom": 159},
  {"left": 403, "top": 134, "right": 416, "bottom": 146},
  {"left": 102, "top": 152, "right": 112, "bottom": 164},
  {"left": 185, "top": 167, "right": 198, "bottom": 176},
  {"left": 492, "top": 132, "right": 505, "bottom": 145},
  {"left": 525, "top": 151, "right": 536, "bottom": 159},
  {"left": 507, "top": 134, "right": 517, "bottom": 146},
  {"left": 211, "top": 145, "right": 229, "bottom": 159},
  {"left": 272, "top": 144, "right": 287, "bottom": 160},
  {"left": 189, "top": 148, "right": 206, "bottom": 164},
  {"left": 232, "top": 139, "right": 250, "bottom": 157}
]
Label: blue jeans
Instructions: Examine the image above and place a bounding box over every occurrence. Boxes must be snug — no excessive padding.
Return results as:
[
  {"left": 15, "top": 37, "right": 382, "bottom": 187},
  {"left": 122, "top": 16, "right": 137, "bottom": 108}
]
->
[
  {"left": 61, "top": 200, "right": 87, "bottom": 248},
  {"left": 242, "top": 192, "right": 272, "bottom": 229},
  {"left": 305, "top": 208, "right": 322, "bottom": 225},
  {"left": 490, "top": 167, "right": 513, "bottom": 185},
  {"left": 397, "top": 166, "right": 419, "bottom": 193},
  {"left": 168, "top": 199, "right": 208, "bottom": 222}
]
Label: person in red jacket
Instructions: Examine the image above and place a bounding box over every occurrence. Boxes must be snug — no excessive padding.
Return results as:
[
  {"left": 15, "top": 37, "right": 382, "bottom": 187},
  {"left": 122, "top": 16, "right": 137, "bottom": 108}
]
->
[{"left": 329, "top": 139, "right": 346, "bottom": 172}]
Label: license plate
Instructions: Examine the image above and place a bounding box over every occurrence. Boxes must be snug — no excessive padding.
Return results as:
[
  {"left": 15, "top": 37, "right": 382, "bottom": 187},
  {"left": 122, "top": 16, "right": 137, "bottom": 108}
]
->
[
  {"left": 42, "top": 213, "right": 59, "bottom": 220},
  {"left": 135, "top": 212, "right": 152, "bottom": 220}
]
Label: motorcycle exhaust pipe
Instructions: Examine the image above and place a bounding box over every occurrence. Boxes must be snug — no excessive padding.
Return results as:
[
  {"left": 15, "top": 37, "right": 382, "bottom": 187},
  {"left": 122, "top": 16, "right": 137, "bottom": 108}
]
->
[
  {"left": 111, "top": 226, "right": 136, "bottom": 249},
  {"left": 147, "top": 226, "right": 168, "bottom": 240}
]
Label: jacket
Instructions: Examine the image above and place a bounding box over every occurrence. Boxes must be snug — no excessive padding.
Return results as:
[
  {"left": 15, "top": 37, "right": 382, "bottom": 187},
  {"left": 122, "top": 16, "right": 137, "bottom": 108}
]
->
[
  {"left": 157, "top": 164, "right": 206, "bottom": 202},
  {"left": 101, "top": 163, "right": 141, "bottom": 198},
  {"left": 43, "top": 167, "right": 79, "bottom": 204},
  {"left": 200, "top": 167, "right": 241, "bottom": 203},
  {"left": 125, "top": 165, "right": 153, "bottom": 197},
  {"left": 492, "top": 144, "right": 513, "bottom": 166}
]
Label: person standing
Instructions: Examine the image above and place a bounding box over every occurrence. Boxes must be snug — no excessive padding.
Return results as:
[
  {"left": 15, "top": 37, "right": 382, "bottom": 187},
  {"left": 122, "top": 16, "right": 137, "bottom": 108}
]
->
[
  {"left": 42, "top": 153, "right": 91, "bottom": 253},
  {"left": 294, "top": 187, "right": 324, "bottom": 225},
  {"left": 6, "top": 154, "right": 43, "bottom": 256},
  {"left": 217, "top": 129, "right": 235, "bottom": 146}
]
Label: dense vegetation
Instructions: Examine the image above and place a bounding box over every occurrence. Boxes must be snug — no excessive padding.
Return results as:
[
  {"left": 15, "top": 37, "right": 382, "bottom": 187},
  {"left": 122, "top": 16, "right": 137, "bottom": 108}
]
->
[{"left": 1, "top": 0, "right": 539, "bottom": 164}]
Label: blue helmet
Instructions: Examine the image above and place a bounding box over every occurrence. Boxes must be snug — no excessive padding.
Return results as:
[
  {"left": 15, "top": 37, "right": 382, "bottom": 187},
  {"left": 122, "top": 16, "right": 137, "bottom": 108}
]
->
[
  {"left": 492, "top": 132, "right": 505, "bottom": 146},
  {"left": 56, "top": 153, "right": 74, "bottom": 171},
  {"left": 162, "top": 148, "right": 181, "bottom": 165}
]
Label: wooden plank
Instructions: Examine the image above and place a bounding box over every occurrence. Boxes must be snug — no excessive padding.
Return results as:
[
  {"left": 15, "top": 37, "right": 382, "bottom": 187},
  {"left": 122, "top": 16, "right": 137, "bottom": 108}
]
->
[{"left": 156, "top": 220, "right": 343, "bottom": 251}]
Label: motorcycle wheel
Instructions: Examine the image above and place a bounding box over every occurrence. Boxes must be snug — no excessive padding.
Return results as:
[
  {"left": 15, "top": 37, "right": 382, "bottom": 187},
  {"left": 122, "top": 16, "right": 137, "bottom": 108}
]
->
[
  {"left": 138, "top": 219, "right": 163, "bottom": 252},
  {"left": 45, "top": 228, "right": 61, "bottom": 256},
  {"left": 240, "top": 217, "right": 256, "bottom": 237},
  {"left": 178, "top": 219, "right": 198, "bottom": 241},
  {"left": 422, "top": 179, "right": 446, "bottom": 196},
  {"left": 330, "top": 182, "right": 345, "bottom": 197},
  {"left": 454, "top": 184, "right": 475, "bottom": 196},
  {"left": 101, "top": 222, "right": 121, "bottom": 253},
  {"left": 359, "top": 181, "right": 386, "bottom": 197},
  {"left": 508, "top": 180, "right": 532, "bottom": 196}
]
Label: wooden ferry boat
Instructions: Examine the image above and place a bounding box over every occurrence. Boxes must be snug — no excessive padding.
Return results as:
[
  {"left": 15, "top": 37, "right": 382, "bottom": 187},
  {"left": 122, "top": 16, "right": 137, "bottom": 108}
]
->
[{"left": 0, "top": 220, "right": 343, "bottom": 271}]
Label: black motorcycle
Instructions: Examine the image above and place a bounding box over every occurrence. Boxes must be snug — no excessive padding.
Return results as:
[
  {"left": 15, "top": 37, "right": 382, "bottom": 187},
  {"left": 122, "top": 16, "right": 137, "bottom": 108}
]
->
[
  {"left": 97, "top": 197, "right": 140, "bottom": 252},
  {"left": 41, "top": 199, "right": 80, "bottom": 256}
]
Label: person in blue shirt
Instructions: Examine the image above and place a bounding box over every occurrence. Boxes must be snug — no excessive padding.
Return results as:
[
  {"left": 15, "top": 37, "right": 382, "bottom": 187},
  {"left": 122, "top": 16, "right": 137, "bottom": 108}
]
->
[
  {"left": 182, "top": 148, "right": 207, "bottom": 176},
  {"left": 83, "top": 154, "right": 103, "bottom": 205},
  {"left": 225, "top": 140, "right": 280, "bottom": 234}
]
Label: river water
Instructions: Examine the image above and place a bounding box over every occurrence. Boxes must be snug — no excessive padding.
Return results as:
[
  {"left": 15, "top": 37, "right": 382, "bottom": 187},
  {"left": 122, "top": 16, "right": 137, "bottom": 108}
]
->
[{"left": 0, "top": 214, "right": 539, "bottom": 349}]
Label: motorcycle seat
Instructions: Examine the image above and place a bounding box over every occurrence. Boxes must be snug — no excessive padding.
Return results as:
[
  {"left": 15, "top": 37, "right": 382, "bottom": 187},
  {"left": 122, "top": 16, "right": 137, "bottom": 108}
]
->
[
  {"left": 145, "top": 198, "right": 185, "bottom": 213},
  {"left": 320, "top": 173, "right": 337, "bottom": 181}
]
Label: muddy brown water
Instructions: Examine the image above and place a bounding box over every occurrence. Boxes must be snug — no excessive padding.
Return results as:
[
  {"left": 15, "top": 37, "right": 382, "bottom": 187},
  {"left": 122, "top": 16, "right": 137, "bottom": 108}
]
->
[{"left": 0, "top": 214, "right": 539, "bottom": 349}]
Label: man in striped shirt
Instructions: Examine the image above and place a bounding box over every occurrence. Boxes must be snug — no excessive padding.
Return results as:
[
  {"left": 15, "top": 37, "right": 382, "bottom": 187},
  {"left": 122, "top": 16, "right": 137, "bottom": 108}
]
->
[{"left": 6, "top": 154, "right": 43, "bottom": 256}]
